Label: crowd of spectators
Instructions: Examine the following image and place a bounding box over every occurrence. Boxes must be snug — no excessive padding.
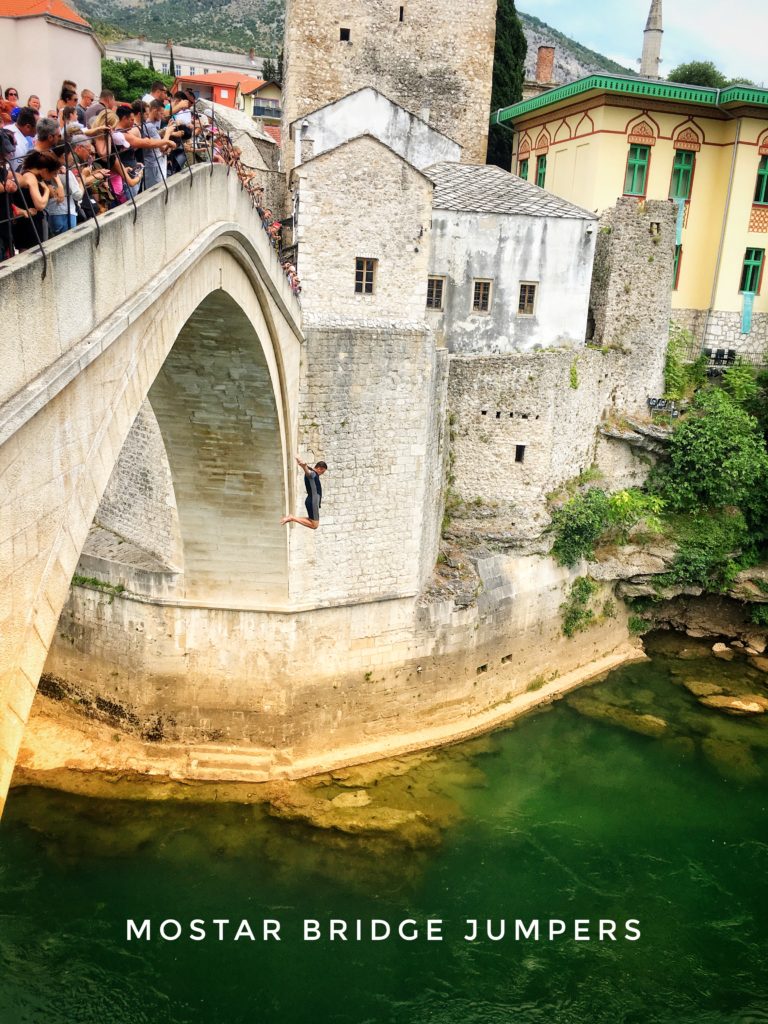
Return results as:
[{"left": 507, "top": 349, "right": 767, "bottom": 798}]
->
[{"left": 0, "top": 78, "right": 300, "bottom": 295}]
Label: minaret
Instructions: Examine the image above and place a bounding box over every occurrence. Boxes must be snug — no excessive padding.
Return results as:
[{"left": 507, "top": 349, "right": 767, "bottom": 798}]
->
[{"left": 640, "top": 0, "right": 663, "bottom": 78}]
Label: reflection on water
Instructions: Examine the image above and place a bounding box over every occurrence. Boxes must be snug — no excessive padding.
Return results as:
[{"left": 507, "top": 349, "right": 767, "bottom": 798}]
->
[{"left": 1, "top": 637, "right": 768, "bottom": 1024}]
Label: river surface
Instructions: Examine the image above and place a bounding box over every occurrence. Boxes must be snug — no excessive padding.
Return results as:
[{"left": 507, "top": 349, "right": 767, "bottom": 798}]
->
[{"left": 1, "top": 635, "right": 767, "bottom": 1024}]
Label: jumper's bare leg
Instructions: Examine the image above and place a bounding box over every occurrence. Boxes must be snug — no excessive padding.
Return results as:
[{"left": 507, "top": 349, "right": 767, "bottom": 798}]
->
[{"left": 280, "top": 516, "right": 319, "bottom": 530}]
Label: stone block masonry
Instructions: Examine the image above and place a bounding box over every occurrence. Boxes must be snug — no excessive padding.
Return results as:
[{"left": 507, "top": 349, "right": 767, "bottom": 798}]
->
[
  {"left": 447, "top": 347, "right": 653, "bottom": 539},
  {"left": 288, "top": 324, "right": 447, "bottom": 605},
  {"left": 294, "top": 134, "right": 434, "bottom": 323},
  {"left": 282, "top": 0, "right": 498, "bottom": 166},
  {"left": 674, "top": 307, "right": 768, "bottom": 363},
  {"left": 92, "top": 400, "right": 182, "bottom": 571},
  {"left": 588, "top": 196, "right": 675, "bottom": 405}
]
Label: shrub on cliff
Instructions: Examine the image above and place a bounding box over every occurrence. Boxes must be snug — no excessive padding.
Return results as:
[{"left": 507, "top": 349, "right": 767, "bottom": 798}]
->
[
  {"left": 551, "top": 488, "right": 664, "bottom": 566},
  {"left": 653, "top": 389, "right": 768, "bottom": 511},
  {"left": 551, "top": 489, "right": 611, "bottom": 566}
]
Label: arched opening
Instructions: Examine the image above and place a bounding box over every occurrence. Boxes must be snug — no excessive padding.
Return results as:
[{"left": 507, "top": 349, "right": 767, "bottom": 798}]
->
[
  {"left": 77, "top": 288, "right": 288, "bottom": 605},
  {"left": 148, "top": 289, "right": 287, "bottom": 604}
]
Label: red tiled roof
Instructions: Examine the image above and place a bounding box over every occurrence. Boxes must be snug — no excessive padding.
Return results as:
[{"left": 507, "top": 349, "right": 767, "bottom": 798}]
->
[
  {"left": 174, "top": 72, "right": 266, "bottom": 91},
  {"left": 0, "top": 0, "right": 90, "bottom": 26},
  {"left": 263, "top": 124, "right": 281, "bottom": 145}
]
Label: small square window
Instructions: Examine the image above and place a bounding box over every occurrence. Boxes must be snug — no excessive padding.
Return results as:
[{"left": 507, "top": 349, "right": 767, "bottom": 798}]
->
[
  {"left": 426, "top": 276, "right": 444, "bottom": 310},
  {"left": 472, "top": 279, "right": 492, "bottom": 313},
  {"left": 518, "top": 282, "right": 537, "bottom": 316},
  {"left": 515, "top": 445, "right": 526, "bottom": 463},
  {"left": 340, "top": 27, "right": 351, "bottom": 41},
  {"left": 355, "top": 257, "right": 376, "bottom": 294}
]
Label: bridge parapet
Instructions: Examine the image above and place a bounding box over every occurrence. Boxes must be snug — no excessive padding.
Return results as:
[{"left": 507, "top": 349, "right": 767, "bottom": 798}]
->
[{"left": 0, "top": 164, "right": 301, "bottom": 417}]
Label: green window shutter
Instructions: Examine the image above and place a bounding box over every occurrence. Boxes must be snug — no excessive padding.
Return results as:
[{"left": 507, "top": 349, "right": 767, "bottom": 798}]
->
[
  {"left": 624, "top": 144, "right": 650, "bottom": 196},
  {"left": 669, "top": 150, "right": 695, "bottom": 200},
  {"left": 740, "top": 248, "right": 765, "bottom": 293},
  {"left": 755, "top": 156, "right": 768, "bottom": 205},
  {"left": 519, "top": 158, "right": 528, "bottom": 180},
  {"left": 536, "top": 154, "right": 547, "bottom": 188}
]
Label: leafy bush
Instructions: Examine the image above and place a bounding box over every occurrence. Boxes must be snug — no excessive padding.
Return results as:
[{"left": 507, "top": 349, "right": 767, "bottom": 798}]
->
[
  {"left": 561, "top": 577, "right": 598, "bottom": 637},
  {"left": 655, "top": 509, "right": 751, "bottom": 591},
  {"left": 653, "top": 389, "right": 768, "bottom": 511},
  {"left": 551, "top": 488, "right": 664, "bottom": 566},
  {"left": 628, "top": 615, "right": 651, "bottom": 635},
  {"left": 749, "top": 604, "right": 768, "bottom": 627},
  {"left": 606, "top": 489, "right": 665, "bottom": 539},
  {"left": 722, "top": 363, "right": 758, "bottom": 405},
  {"left": 663, "top": 326, "right": 705, "bottom": 400},
  {"left": 551, "top": 489, "right": 611, "bottom": 566}
]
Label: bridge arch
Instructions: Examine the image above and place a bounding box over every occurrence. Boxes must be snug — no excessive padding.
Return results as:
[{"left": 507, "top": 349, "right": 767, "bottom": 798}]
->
[{"left": 0, "top": 167, "right": 303, "bottom": 809}]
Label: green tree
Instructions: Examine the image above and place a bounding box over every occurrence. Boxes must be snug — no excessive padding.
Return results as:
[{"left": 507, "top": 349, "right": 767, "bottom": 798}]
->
[
  {"left": 655, "top": 389, "right": 768, "bottom": 510},
  {"left": 148, "top": 53, "right": 156, "bottom": 72},
  {"left": 261, "top": 51, "right": 282, "bottom": 85},
  {"left": 667, "top": 61, "right": 728, "bottom": 88},
  {"left": 100, "top": 59, "right": 175, "bottom": 102},
  {"left": 486, "top": 0, "right": 527, "bottom": 168}
]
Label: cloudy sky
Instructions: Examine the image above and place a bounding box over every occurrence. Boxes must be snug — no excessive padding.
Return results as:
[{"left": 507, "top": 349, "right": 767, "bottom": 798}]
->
[{"left": 520, "top": 0, "right": 766, "bottom": 85}]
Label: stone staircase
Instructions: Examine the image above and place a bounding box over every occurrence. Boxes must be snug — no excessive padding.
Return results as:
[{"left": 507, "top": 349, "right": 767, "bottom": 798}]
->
[{"left": 184, "top": 743, "right": 284, "bottom": 783}]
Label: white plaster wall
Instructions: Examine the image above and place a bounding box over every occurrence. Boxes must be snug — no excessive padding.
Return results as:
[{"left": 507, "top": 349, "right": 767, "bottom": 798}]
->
[
  {"left": 428, "top": 210, "right": 596, "bottom": 354},
  {"left": 293, "top": 88, "right": 461, "bottom": 171},
  {"left": 0, "top": 18, "right": 101, "bottom": 112}
]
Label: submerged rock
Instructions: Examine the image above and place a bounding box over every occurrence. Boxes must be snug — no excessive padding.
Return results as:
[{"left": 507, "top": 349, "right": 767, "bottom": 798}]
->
[
  {"left": 567, "top": 695, "right": 668, "bottom": 737},
  {"left": 749, "top": 656, "right": 768, "bottom": 674},
  {"left": 698, "top": 695, "right": 768, "bottom": 716},
  {"left": 701, "top": 738, "right": 762, "bottom": 782},
  {"left": 683, "top": 680, "right": 724, "bottom": 698},
  {"left": 712, "top": 643, "right": 734, "bottom": 661}
]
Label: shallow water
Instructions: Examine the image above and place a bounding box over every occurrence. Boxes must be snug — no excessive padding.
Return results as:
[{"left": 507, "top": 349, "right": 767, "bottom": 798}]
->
[{"left": 1, "top": 638, "right": 768, "bottom": 1023}]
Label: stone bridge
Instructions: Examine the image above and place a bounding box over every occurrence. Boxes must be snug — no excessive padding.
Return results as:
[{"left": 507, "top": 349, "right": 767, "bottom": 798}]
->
[{"left": 0, "top": 165, "right": 303, "bottom": 812}]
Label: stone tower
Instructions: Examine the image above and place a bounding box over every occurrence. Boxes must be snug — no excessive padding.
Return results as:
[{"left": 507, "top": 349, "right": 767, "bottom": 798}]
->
[
  {"left": 281, "top": 0, "right": 498, "bottom": 166},
  {"left": 640, "top": 0, "right": 663, "bottom": 78}
]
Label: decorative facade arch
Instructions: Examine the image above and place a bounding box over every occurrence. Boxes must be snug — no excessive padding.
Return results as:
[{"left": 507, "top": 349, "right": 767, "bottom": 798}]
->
[
  {"left": 518, "top": 134, "right": 531, "bottom": 158},
  {"left": 625, "top": 112, "right": 660, "bottom": 146},
  {"left": 672, "top": 121, "right": 703, "bottom": 152},
  {"left": 574, "top": 112, "right": 595, "bottom": 137},
  {"left": 534, "top": 128, "right": 551, "bottom": 153},
  {"left": 553, "top": 119, "right": 571, "bottom": 143},
  {"left": 758, "top": 128, "right": 768, "bottom": 156}
]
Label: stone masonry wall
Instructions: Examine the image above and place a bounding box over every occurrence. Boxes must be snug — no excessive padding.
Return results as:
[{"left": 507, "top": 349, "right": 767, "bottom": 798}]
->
[
  {"left": 674, "top": 307, "right": 768, "bottom": 363},
  {"left": 447, "top": 348, "right": 650, "bottom": 540},
  {"left": 93, "top": 400, "right": 182, "bottom": 570},
  {"left": 294, "top": 134, "right": 433, "bottom": 322},
  {"left": 287, "top": 324, "right": 446, "bottom": 605},
  {"left": 43, "top": 551, "right": 633, "bottom": 760},
  {"left": 282, "top": 0, "right": 497, "bottom": 166},
  {"left": 589, "top": 197, "right": 674, "bottom": 408}
]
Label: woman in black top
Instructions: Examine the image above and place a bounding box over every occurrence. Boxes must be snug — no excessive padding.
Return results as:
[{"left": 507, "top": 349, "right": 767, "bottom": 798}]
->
[{"left": 13, "top": 150, "right": 58, "bottom": 252}]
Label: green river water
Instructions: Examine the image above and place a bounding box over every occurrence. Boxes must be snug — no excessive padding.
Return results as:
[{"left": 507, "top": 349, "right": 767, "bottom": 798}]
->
[{"left": 1, "top": 634, "right": 767, "bottom": 1024}]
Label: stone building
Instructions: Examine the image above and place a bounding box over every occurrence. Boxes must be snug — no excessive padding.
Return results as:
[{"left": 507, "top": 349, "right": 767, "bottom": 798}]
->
[
  {"left": 425, "top": 162, "right": 597, "bottom": 353},
  {"left": 281, "top": 0, "right": 498, "bottom": 167}
]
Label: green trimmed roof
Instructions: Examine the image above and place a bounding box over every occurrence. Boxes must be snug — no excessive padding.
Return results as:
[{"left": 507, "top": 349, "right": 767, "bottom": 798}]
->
[{"left": 493, "top": 74, "right": 768, "bottom": 124}]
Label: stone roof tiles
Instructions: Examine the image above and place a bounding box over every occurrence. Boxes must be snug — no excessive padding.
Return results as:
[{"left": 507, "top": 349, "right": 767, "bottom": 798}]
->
[{"left": 424, "top": 162, "right": 596, "bottom": 219}]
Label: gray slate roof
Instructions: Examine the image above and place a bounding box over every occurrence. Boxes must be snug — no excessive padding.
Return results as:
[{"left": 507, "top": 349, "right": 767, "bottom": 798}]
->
[{"left": 425, "top": 162, "right": 596, "bottom": 220}]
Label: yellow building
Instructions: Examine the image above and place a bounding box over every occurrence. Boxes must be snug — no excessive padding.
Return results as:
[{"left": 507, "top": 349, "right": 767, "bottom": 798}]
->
[{"left": 493, "top": 77, "right": 768, "bottom": 360}]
